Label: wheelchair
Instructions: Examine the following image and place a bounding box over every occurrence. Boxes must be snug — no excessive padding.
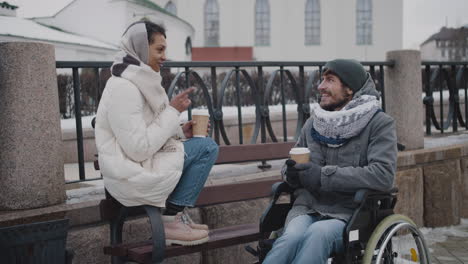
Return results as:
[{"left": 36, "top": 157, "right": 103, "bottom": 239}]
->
[{"left": 247, "top": 182, "right": 430, "bottom": 264}]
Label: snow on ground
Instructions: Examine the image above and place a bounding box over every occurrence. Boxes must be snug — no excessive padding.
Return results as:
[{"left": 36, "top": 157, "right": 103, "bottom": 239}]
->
[
  {"left": 61, "top": 115, "right": 96, "bottom": 131},
  {"left": 60, "top": 104, "right": 313, "bottom": 130},
  {"left": 420, "top": 218, "right": 468, "bottom": 246},
  {"left": 61, "top": 104, "right": 468, "bottom": 149},
  {"left": 424, "top": 131, "right": 468, "bottom": 148}
]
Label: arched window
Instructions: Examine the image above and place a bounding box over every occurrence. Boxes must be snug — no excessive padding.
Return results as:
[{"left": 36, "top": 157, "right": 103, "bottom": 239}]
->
[
  {"left": 305, "top": 0, "right": 320, "bottom": 45},
  {"left": 185, "top": 37, "right": 192, "bottom": 55},
  {"left": 204, "top": 0, "right": 219, "bottom": 46},
  {"left": 164, "top": 1, "right": 177, "bottom": 16},
  {"left": 356, "top": 0, "right": 372, "bottom": 45},
  {"left": 255, "top": 0, "right": 270, "bottom": 46}
]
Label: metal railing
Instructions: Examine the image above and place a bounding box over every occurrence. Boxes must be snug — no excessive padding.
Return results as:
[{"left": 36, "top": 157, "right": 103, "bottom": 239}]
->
[
  {"left": 422, "top": 61, "right": 468, "bottom": 135},
  {"left": 56, "top": 60, "right": 391, "bottom": 183}
]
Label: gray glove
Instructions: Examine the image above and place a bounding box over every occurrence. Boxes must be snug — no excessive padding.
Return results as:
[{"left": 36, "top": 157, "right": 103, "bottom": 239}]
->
[
  {"left": 285, "top": 159, "right": 301, "bottom": 188},
  {"left": 294, "top": 162, "right": 322, "bottom": 193}
]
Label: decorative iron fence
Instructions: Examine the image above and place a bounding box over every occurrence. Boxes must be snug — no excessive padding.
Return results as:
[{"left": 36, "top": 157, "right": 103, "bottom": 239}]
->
[
  {"left": 56, "top": 61, "right": 391, "bottom": 183},
  {"left": 422, "top": 61, "right": 468, "bottom": 135}
]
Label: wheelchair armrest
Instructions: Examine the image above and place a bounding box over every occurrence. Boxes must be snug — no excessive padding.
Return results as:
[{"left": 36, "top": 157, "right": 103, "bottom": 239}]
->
[
  {"left": 271, "top": 182, "right": 294, "bottom": 200},
  {"left": 352, "top": 187, "right": 398, "bottom": 208},
  {"left": 260, "top": 182, "right": 294, "bottom": 234}
]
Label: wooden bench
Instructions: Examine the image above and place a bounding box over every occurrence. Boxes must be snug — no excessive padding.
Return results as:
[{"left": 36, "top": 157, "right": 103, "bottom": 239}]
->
[{"left": 98, "top": 142, "right": 295, "bottom": 264}]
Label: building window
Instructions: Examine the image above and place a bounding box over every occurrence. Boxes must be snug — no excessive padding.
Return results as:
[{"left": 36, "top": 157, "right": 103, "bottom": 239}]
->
[
  {"left": 204, "top": 0, "right": 219, "bottom": 46},
  {"left": 356, "top": 0, "right": 372, "bottom": 45},
  {"left": 255, "top": 0, "right": 270, "bottom": 46},
  {"left": 185, "top": 37, "right": 192, "bottom": 55},
  {"left": 305, "top": 0, "right": 320, "bottom": 45},
  {"left": 442, "top": 48, "right": 445, "bottom": 57},
  {"left": 164, "top": 1, "right": 177, "bottom": 16}
]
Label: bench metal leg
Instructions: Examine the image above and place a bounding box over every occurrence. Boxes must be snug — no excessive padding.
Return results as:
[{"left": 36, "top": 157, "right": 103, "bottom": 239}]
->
[
  {"left": 110, "top": 207, "right": 128, "bottom": 264},
  {"left": 144, "top": 206, "right": 165, "bottom": 264}
]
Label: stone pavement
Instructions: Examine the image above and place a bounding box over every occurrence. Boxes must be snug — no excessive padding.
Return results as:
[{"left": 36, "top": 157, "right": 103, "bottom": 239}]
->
[
  {"left": 431, "top": 237, "right": 468, "bottom": 264},
  {"left": 425, "top": 219, "right": 468, "bottom": 264}
]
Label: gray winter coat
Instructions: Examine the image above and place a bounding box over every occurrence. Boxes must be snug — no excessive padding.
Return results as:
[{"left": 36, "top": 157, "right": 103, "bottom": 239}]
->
[{"left": 285, "top": 75, "right": 397, "bottom": 224}]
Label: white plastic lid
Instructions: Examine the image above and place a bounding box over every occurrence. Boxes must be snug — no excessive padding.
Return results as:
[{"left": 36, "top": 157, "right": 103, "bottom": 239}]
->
[
  {"left": 289, "top": 147, "right": 310, "bottom": 155},
  {"left": 192, "top": 109, "right": 209, "bottom": 116}
]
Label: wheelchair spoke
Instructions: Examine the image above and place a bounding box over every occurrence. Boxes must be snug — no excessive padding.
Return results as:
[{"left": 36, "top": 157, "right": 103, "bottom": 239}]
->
[{"left": 363, "top": 214, "right": 430, "bottom": 264}]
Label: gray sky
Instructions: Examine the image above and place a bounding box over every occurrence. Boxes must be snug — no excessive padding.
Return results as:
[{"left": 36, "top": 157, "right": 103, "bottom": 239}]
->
[
  {"left": 404, "top": 0, "right": 468, "bottom": 49},
  {"left": 9, "top": 0, "right": 468, "bottom": 49}
]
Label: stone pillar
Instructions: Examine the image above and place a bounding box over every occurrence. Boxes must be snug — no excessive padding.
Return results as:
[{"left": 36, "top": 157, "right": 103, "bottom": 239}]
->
[
  {"left": 384, "top": 50, "right": 424, "bottom": 150},
  {"left": 0, "top": 42, "right": 65, "bottom": 210}
]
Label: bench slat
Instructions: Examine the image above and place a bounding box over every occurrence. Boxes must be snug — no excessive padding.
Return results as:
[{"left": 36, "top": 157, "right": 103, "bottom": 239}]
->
[
  {"left": 195, "top": 177, "right": 281, "bottom": 207},
  {"left": 100, "top": 177, "right": 281, "bottom": 221},
  {"left": 215, "top": 142, "right": 295, "bottom": 164},
  {"left": 113, "top": 223, "right": 261, "bottom": 263}
]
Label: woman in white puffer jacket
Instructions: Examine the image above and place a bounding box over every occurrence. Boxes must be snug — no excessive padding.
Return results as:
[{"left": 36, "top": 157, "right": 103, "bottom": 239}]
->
[{"left": 95, "top": 21, "right": 218, "bottom": 246}]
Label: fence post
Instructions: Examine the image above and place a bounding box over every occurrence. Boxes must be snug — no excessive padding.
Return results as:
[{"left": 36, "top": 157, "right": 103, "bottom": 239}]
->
[
  {"left": 0, "top": 42, "right": 66, "bottom": 209},
  {"left": 384, "top": 50, "right": 424, "bottom": 150}
]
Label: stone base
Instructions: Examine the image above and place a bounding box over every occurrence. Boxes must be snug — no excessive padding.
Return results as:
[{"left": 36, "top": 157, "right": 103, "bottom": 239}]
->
[
  {"left": 200, "top": 198, "right": 270, "bottom": 264},
  {"left": 423, "top": 160, "right": 462, "bottom": 227},
  {"left": 460, "top": 158, "right": 468, "bottom": 218},
  {"left": 394, "top": 167, "right": 424, "bottom": 227}
]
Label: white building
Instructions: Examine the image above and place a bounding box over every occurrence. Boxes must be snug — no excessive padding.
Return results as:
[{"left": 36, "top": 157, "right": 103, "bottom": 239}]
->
[
  {"left": 31, "top": 0, "right": 195, "bottom": 61},
  {"left": 0, "top": 2, "right": 118, "bottom": 61},
  {"left": 153, "top": 0, "right": 403, "bottom": 61},
  {"left": 420, "top": 26, "right": 468, "bottom": 62}
]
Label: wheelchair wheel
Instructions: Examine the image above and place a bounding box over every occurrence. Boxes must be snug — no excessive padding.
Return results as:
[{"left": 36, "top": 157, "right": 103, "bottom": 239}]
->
[{"left": 362, "top": 214, "right": 430, "bottom": 264}]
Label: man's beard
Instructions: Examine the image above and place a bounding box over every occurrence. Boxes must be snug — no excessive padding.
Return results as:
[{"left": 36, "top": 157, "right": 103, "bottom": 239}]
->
[{"left": 319, "top": 94, "right": 352, "bottom": 111}]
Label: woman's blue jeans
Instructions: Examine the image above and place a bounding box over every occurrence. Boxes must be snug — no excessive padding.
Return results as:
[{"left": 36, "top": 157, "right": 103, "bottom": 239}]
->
[
  {"left": 166, "top": 137, "right": 219, "bottom": 207},
  {"left": 263, "top": 214, "right": 346, "bottom": 264}
]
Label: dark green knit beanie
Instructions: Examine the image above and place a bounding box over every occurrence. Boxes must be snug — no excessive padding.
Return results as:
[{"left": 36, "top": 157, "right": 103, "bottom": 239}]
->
[{"left": 323, "top": 59, "right": 368, "bottom": 93}]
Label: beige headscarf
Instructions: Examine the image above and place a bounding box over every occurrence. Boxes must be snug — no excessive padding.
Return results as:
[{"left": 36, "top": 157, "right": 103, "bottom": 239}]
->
[
  {"left": 119, "top": 21, "right": 149, "bottom": 64},
  {"left": 110, "top": 21, "right": 167, "bottom": 115}
]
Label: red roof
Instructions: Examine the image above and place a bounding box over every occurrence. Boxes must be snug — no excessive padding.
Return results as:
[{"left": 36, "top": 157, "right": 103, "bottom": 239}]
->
[{"left": 192, "top": 47, "right": 253, "bottom": 61}]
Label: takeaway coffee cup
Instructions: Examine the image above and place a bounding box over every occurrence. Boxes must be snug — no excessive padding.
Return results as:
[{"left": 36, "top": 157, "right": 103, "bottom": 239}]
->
[
  {"left": 289, "top": 147, "right": 310, "bottom": 164},
  {"left": 192, "top": 109, "right": 210, "bottom": 137}
]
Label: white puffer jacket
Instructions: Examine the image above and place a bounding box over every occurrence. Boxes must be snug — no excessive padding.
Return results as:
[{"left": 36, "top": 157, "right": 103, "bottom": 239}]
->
[
  {"left": 95, "top": 22, "right": 185, "bottom": 207},
  {"left": 95, "top": 66, "right": 185, "bottom": 207}
]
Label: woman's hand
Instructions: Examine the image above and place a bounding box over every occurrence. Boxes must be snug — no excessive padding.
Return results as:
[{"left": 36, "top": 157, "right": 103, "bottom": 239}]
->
[
  {"left": 182, "top": 120, "right": 195, "bottom": 138},
  {"left": 181, "top": 120, "right": 211, "bottom": 138},
  {"left": 170, "top": 87, "right": 195, "bottom": 113}
]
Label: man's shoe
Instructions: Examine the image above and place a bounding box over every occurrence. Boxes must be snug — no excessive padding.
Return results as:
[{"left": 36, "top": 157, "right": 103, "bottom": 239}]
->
[
  {"left": 177, "top": 211, "right": 209, "bottom": 231},
  {"left": 162, "top": 214, "right": 209, "bottom": 246}
]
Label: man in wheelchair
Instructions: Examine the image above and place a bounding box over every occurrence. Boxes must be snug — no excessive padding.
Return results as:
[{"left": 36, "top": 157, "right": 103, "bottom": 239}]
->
[{"left": 261, "top": 59, "right": 398, "bottom": 264}]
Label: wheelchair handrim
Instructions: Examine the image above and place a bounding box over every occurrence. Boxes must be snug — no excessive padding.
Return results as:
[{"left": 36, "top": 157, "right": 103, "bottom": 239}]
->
[{"left": 362, "top": 214, "right": 430, "bottom": 264}]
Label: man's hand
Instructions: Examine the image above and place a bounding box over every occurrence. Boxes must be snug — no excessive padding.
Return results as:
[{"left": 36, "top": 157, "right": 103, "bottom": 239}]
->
[
  {"left": 285, "top": 159, "right": 301, "bottom": 188},
  {"left": 170, "top": 87, "right": 195, "bottom": 113},
  {"left": 294, "top": 162, "right": 322, "bottom": 193},
  {"left": 181, "top": 120, "right": 211, "bottom": 138}
]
